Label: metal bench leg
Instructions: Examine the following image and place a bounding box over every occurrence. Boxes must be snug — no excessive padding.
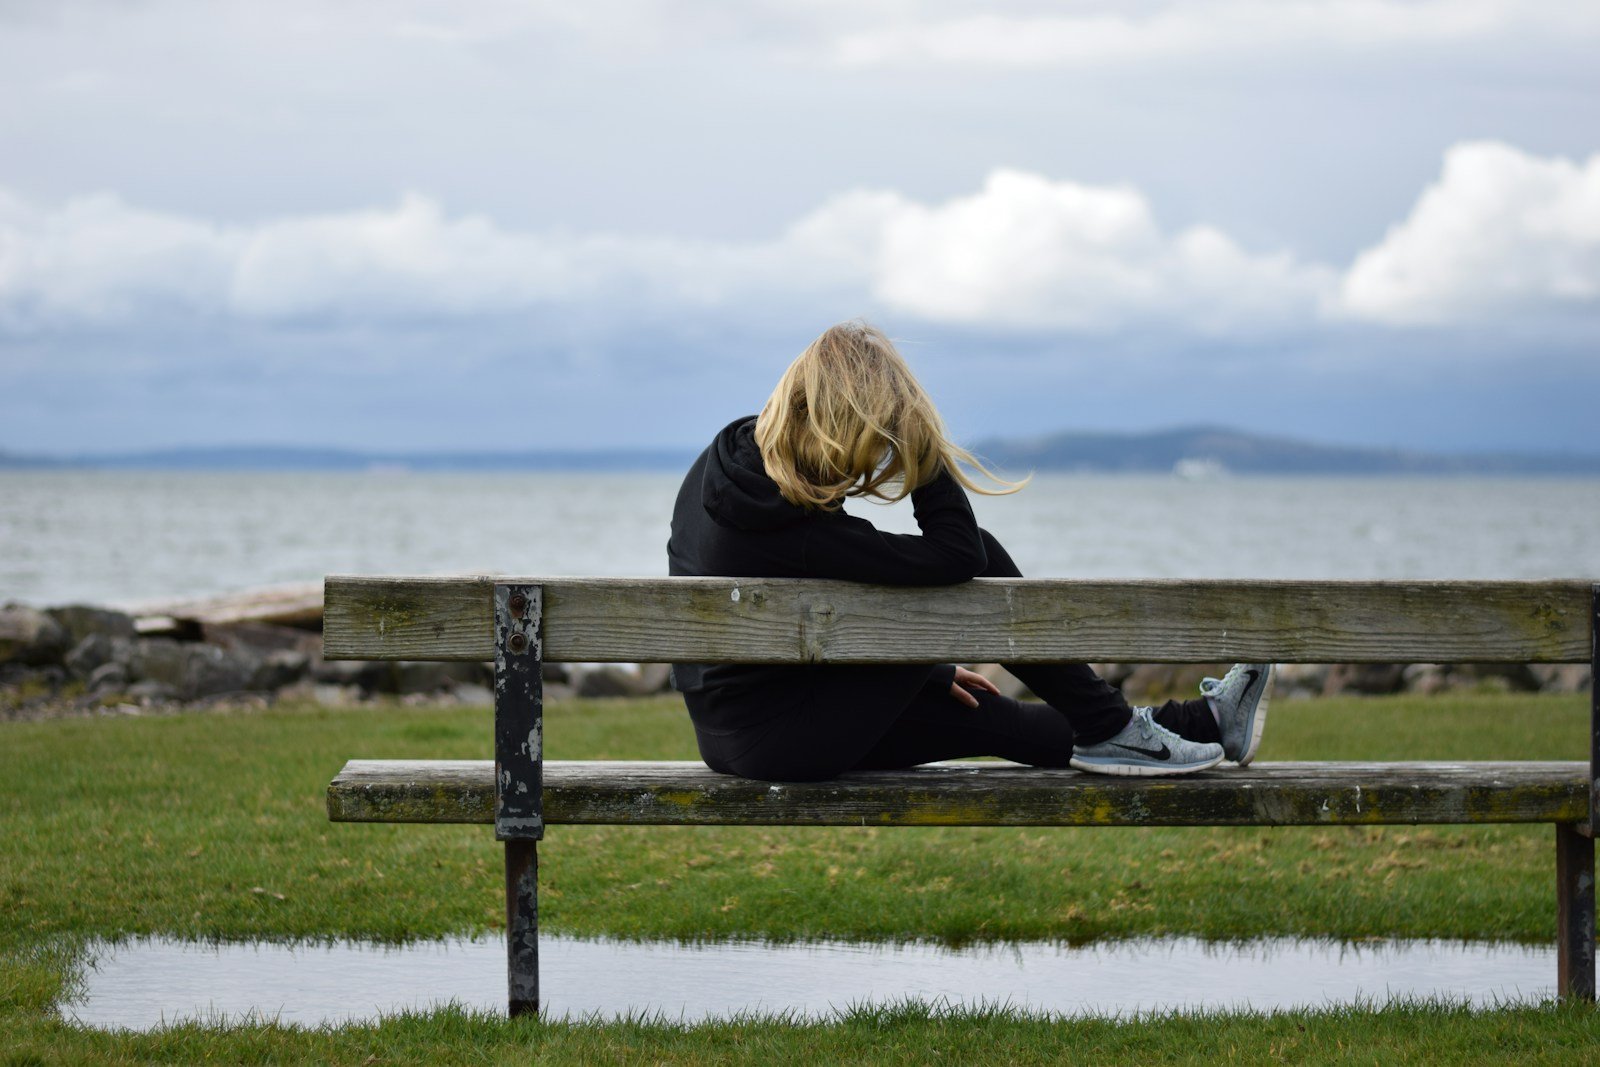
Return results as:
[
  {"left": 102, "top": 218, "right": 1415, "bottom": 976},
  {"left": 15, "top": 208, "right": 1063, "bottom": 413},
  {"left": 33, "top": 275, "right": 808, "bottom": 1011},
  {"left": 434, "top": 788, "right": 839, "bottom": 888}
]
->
[
  {"left": 1563, "top": 584, "right": 1600, "bottom": 1003},
  {"left": 1558, "top": 823, "right": 1595, "bottom": 1002},
  {"left": 495, "top": 583, "right": 545, "bottom": 1018},
  {"left": 506, "top": 838, "right": 540, "bottom": 1016}
]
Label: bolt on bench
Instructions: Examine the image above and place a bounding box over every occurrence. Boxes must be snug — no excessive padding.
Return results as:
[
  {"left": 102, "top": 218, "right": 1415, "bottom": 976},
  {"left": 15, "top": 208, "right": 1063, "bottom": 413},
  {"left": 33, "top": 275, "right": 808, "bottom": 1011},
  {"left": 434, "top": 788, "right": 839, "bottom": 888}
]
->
[{"left": 323, "top": 576, "right": 1600, "bottom": 1016}]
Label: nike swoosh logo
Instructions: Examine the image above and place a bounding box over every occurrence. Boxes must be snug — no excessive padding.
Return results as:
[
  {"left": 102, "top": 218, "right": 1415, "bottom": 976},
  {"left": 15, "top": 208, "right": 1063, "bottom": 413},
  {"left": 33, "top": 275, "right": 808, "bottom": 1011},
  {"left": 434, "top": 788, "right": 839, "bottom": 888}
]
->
[
  {"left": 1242, "top": 669, "right": 1260, "bottom": 690},
  {"left": 1112, "top": 742, "right": 1171, "bottom": 759}
]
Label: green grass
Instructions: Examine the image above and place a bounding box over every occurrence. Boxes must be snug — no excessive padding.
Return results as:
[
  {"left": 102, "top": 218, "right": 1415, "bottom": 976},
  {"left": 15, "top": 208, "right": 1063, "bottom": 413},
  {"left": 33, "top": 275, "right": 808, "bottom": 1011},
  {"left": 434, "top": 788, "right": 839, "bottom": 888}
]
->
[
  {"left": 9, "top": 1000, "right": 1600, "bottom": 1065},
  {"left": 2, "top": 691, "right": 1596, "bottom": 1062}
]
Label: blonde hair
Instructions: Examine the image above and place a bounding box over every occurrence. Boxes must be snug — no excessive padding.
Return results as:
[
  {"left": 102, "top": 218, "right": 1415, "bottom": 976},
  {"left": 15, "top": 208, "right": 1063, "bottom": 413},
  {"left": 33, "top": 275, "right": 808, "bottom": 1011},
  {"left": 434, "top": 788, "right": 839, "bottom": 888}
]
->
[{"left": 754, "top": 320, "right": 1026, "bottom": 510}]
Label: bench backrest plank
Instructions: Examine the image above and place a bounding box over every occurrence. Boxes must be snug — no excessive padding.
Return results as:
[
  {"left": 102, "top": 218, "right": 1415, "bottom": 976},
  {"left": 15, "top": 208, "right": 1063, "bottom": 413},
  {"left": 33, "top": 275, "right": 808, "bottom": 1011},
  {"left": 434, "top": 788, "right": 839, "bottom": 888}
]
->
[{"left": 323, "top": 576, "right": 1592, "bottom": 664}]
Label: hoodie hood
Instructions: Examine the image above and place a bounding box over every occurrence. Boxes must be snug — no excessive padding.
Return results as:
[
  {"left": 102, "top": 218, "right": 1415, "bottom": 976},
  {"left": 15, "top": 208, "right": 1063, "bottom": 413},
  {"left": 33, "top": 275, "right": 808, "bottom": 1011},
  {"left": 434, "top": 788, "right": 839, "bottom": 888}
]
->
[{"left": 701, "top": 416, "right": 808, "bottom": 531}]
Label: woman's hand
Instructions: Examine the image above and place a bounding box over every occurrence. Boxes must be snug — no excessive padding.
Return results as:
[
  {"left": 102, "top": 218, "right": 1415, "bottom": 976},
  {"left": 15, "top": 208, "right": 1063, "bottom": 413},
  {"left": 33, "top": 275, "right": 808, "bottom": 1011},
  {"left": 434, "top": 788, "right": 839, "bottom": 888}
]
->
[{"left": 950, "top": 665, "right": 1001, "bottom": 708}]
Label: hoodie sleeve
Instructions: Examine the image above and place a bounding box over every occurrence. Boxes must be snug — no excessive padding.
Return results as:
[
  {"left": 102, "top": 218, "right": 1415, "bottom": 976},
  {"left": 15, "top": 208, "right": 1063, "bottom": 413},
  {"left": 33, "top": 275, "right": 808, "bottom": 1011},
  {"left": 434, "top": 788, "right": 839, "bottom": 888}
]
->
[{"left": 801, "top": 468, "right": 987, "bottom": 585}]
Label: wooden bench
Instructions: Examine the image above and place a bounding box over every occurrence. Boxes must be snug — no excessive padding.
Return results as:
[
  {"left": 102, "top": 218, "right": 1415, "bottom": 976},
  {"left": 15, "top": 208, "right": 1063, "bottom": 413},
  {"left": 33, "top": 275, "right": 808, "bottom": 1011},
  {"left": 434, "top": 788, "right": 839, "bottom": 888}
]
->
[{"left": 323, "top": 576, "right": 1600, "bottom": 1016}]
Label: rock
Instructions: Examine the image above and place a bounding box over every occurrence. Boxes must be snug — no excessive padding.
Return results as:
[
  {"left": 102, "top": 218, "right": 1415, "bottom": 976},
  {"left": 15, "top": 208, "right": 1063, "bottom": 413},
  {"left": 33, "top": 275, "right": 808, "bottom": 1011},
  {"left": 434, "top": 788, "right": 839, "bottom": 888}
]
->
[
  {"left": 391, "top": 661, "right": 457, "bottom": 694},
  {"left": 312, "top": 683, "right": 363, "bottom": 706},
  {"left": 543, "top": 681, "right": 576, "bottom": 703},
  {"left": 47, "top": 605, "right": 137, "bottom": 645},
  {"left": 572, "top": 665, "right": 634, "bottom": 698},
  {"left": 0, "top": 665, "right": 66, "bottom": 703},
  {"left": 134, "top": 639, "right": 260, "bottom": 700},
  {"left": 32, "top": 665, "right": 67, "bottom": 690},
  {"left": 190, "top": 691, "right": 270, "bottom": 712},
  {"left": 64, "top": 634, "right": 115, "bottom": 679},
  {"left": 386, "top": 661, "right": 484, "bottom": 695},
  {"left": 1529, "top": 664, "right": 1592, "bottom": 694},
  {"left": 635, "top": 663, "right": 673, "bottom": 693},
  {"left": 202, "top": 620, "right": 320, "bottom": 656},
  {"left": 0, "top": 604, "right": 69, "bottom": 666},
  {"left": 1400, "top": 663, "right": 1453, "bottom": 696},
  {"left": 88, "top": 662, "right": 129, "bottom": 694},
  {"left": 574, "top": 663, "right": 675, "bottom": 698},
  {"left": 311, "top": 657, "right": 380, "bottom": 687},
  {"left": 184, "top": 643, "right": 263, "bottom": 699},
  {"left": 1322, "top": 663, "right": 1406, "bottom": 696},
  {"left": 250, "top": 649, "right": 310, "bottom": 691},
  {"left": 452, "top": 661, "right": 491, "bottom": 686},
  {"left": 1089, "top": 663, "right": 1136, "bottom": 688},
  {"left": 130, "top": 639, "right": 188, "bottom": 687},
  {"left": 1120, "top": 663, "right": 1230, "bottom": 703},
  {"left": 450, "top": 683, "right": 494, "bottom": 706},
  {"left": 127, "top": 679, "right": 179, "bottom": 705},
  {"left": 132, "top": 639, "right": 189, "bottom": 690},
  {"left": 274, "top": 679, "right": 318, "bottom": 703},
  {"left": 1271, "top": 664, "right": 1329, "bottom": 701},
  {"left": 308, "top": 653, "right": 462, "bottom": 695},
  {"left": 1453, "top": 663, "right": 1543, "bottom": 693}
]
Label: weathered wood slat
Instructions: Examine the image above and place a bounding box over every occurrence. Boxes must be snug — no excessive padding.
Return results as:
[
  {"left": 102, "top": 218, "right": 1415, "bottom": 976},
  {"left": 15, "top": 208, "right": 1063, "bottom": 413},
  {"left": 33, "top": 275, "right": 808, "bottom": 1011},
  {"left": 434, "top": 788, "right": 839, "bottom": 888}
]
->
[
  {"left": 322, "top": 576, "right": 1593, "bottom": 664},
  {"left": 327, "top": 759, "right": 1588, "bottom": 828}
]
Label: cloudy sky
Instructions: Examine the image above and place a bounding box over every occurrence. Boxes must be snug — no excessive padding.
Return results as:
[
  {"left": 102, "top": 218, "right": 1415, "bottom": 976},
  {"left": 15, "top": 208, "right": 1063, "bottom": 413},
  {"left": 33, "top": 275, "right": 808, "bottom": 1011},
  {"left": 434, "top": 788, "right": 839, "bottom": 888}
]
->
[{"left": 1, "top": 0, "right": 1597, "bottom": 455}]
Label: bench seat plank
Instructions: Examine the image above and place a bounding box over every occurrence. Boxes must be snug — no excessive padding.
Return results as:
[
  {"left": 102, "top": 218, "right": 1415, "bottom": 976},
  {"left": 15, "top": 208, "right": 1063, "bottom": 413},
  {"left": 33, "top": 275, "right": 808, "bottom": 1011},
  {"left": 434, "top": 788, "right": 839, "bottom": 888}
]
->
[{"left": 328, "top": 759, "right": 1587, "bottom": 828}]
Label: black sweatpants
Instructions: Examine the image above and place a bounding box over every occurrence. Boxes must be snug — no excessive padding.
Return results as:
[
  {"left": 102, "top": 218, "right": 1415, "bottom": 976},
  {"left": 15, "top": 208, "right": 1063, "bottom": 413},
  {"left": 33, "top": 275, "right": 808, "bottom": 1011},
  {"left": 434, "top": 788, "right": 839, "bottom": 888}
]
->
[{"left": 687, "top": 528, "right": 1220, "bottom": 782}]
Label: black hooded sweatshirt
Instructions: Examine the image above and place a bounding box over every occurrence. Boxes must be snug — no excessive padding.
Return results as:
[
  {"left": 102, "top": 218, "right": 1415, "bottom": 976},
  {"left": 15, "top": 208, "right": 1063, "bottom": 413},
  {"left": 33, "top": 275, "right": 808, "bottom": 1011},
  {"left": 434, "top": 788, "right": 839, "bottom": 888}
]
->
[{"left": 667, "top": 416, "right": 981, "bottom": 719}]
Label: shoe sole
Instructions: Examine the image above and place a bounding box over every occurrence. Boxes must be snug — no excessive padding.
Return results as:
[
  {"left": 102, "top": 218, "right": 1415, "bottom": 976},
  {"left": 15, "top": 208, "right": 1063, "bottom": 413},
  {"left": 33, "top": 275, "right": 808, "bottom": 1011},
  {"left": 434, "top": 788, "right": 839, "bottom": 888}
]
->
[
  {"left": 1069, "top": 752, "right": 1225, "bottom": 777},
  {"left": 1233, "top": 668, "right": 1274, "bottom": 767}
]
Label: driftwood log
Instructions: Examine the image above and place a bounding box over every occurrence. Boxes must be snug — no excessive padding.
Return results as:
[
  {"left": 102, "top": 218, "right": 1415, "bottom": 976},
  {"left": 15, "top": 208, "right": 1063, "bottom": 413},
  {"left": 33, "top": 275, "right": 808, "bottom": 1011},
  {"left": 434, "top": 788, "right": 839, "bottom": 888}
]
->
[{"left": 127, "top": 582, "right": 323, "bottom": 634}]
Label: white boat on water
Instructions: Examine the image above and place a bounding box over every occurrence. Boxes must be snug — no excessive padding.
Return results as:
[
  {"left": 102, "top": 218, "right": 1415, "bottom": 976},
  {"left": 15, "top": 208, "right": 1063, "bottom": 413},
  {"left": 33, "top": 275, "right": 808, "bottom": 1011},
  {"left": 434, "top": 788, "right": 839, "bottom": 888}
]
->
[{"left": 1172, "top": 457, "right": 1229, "bottom": 480}]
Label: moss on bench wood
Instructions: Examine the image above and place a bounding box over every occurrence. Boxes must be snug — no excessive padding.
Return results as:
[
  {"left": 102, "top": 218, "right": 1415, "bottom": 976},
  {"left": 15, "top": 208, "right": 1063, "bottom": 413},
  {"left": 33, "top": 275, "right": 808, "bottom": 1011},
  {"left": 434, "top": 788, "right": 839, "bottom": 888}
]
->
[{"left": 327, "top": 759, "right": 1588, "bottom": 828}]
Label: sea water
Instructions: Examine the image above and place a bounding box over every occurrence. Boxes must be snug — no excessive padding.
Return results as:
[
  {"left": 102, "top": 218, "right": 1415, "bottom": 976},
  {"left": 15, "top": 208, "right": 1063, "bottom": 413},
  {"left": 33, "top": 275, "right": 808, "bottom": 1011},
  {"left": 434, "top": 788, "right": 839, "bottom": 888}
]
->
[{"left": 2, "top": 470, "right": 1597, "bottom": 606}]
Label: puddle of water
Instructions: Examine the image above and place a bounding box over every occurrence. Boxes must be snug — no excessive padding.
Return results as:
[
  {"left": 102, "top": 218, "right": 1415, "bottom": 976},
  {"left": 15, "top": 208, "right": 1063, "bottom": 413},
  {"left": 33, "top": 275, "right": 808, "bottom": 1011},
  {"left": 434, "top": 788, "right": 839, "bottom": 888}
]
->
[{"left": 63, "top": 935, "right": 1556, "bottom": 1030}]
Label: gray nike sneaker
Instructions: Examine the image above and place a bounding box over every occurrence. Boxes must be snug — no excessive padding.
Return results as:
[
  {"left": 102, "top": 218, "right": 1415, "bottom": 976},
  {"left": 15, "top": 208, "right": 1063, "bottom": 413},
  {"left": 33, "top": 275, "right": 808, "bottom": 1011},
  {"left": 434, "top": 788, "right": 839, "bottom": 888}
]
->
[
  {"left": 1201, "top": 663, "right": 1273, "bottom": 765},
  {"left": 1070, "top": 706, "right": 1225, "bottom": 777}
]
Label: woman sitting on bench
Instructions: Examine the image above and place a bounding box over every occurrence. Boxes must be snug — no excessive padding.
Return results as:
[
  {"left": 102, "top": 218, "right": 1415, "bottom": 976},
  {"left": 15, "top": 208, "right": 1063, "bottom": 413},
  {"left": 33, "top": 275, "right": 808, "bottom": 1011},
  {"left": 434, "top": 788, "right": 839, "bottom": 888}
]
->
[{"left": 667, "top": 320, "right": 1272, "bottom": 782}]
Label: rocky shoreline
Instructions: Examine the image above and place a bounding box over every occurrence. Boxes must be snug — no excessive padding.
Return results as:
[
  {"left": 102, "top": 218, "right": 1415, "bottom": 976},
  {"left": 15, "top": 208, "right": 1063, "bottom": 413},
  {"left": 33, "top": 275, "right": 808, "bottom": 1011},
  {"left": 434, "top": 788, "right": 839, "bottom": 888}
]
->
[
  {"left": 0, "top": 600, "right": 681, "bottom": 722},
  {"left": 2, "top": 600, "right": 1590, "bottom": 723}
]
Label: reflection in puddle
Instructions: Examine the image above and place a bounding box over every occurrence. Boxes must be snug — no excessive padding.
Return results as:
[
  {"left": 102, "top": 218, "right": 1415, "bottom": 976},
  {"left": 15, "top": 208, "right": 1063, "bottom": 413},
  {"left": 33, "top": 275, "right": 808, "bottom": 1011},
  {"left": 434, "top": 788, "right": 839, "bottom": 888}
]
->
[{"left": 65, "top": 935, "right": 1554, "bottom": 1030}]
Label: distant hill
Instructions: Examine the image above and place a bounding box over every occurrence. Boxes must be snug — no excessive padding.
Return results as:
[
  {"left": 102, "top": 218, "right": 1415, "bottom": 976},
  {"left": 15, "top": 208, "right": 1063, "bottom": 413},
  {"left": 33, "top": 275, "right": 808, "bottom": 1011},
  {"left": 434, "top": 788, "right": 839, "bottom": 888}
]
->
[
  {"left": 3, "top": 429, "right": 1598, "bottom": 475},
  {"left": 968, "top": 426, "right": 1600, "bottom": 476},
  {"left": 0, "top": 450, "right": 70, "bottom": 470}
]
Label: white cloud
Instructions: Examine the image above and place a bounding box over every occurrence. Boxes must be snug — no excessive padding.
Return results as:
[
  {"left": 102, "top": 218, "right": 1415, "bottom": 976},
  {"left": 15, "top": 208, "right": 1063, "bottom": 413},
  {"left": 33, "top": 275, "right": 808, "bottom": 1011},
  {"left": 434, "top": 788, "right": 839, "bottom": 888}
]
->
[
  {"left": 830, "top": 0, "right": 1600, "bottom": 69},
  {"left": 0, "top": 188, "right": 239, "bottom": 323},
  {"left": 0, "top": 176, "right": 1329, "bottom": 336},
  {"left": 229, "top": 194, "right": 571, "bottom": 318},
  {"left": 791, "top": 169, "right": 1330, "bottom": 332},
  {"left": 0, "top": 188, "right": 790, "bottom": 327},
  {"left": 2, "top": 141, "right": 1595, "bottom": 340},
  {"left": 1339, "top": 142, "right": 1600, "bottom": 324}
]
